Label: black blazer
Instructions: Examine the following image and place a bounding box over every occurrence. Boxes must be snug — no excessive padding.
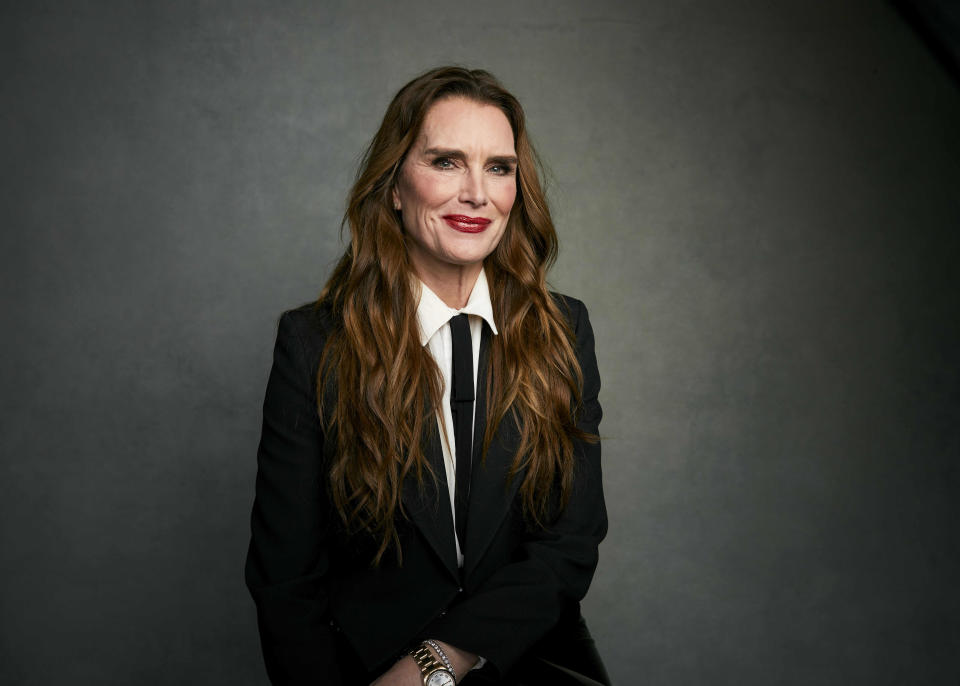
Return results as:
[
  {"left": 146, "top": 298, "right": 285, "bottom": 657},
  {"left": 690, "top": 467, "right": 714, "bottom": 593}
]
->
[{"left": 245, "top": 294, "right": 606, "bottom": 685}]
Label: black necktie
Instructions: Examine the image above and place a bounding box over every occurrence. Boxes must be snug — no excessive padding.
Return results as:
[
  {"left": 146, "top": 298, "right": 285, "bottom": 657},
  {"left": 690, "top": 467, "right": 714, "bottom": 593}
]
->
[{"left": 448, "top": 313, "right": 474, "bottom": 551}]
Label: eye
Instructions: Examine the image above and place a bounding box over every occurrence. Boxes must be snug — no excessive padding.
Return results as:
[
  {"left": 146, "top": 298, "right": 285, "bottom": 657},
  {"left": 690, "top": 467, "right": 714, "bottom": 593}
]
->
[
  {"left": 489, "top": 163, "right": 516, "bottom": 176},
  {"left": 432, "top": 157, "right": 456, "bottom": 170}
]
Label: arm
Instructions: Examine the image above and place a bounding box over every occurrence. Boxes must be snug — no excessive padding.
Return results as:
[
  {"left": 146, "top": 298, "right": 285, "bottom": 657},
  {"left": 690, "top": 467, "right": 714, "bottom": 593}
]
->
[
  {"left": 370, "top": 641, "right": 477, "bottom": 685},
  {"left": 245, "top": 309, "right": 341, "bottom": 685},
  {"left": 422, "top": 298, "right": 607, "bottom": 676}
]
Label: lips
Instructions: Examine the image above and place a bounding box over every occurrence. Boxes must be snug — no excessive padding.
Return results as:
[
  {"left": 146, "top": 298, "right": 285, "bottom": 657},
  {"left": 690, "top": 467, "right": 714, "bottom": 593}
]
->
[{"left": 442, "top": 214, "right": 491, "bottom": 233}]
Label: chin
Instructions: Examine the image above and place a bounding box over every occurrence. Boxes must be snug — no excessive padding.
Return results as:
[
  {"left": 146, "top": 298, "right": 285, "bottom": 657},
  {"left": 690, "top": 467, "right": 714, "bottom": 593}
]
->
[
  {"left": 447, "top": 242, "right": 499, "bottom": 264},
  {"left": 448, "top": 252, "right": 492, "bottom": 268}
]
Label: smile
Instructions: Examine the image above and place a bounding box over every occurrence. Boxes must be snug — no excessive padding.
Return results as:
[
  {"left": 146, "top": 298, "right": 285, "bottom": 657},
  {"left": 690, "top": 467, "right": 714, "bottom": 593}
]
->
[{"left": 442, "top": 215, "right": 491, "bottom": 233}]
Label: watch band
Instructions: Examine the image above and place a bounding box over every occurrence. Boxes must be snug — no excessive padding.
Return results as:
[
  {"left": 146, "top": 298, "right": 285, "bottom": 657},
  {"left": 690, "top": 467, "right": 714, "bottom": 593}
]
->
[
  {"left": 424, "top": 639, "right": 457, "bottom": 681},
  {"left": 409, "top": 642, "right": 455, "bottom": 686}
]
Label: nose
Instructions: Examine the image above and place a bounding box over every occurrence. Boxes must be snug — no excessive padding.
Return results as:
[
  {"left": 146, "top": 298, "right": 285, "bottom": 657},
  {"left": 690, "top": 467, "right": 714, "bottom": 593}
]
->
[{"left": 458, "top": 169, "right": 488, "bottom": 207}]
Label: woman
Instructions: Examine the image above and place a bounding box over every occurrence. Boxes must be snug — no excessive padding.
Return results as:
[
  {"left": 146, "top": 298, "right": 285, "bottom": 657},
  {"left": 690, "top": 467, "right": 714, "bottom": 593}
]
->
[{"left": 245, "top": 66, "right": 609, "bottom": 686}]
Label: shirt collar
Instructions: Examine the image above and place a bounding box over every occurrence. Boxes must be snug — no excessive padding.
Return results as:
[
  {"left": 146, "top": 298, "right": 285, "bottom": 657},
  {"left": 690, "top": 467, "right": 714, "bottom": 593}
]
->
[{"left": 415, "top": 268, "right": 499, "bottom": 346}]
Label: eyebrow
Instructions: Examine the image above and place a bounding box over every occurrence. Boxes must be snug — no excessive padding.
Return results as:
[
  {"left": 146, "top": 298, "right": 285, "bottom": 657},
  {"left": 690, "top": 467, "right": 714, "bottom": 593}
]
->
[{"left": 423, "top": 147, "right": 519, "bottom": 166}]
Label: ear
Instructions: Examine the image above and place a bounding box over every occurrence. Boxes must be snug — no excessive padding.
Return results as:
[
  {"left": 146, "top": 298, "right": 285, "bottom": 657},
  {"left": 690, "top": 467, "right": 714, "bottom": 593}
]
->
[{"left": 392, "top": 186, "right": 401, "bottom": 211}]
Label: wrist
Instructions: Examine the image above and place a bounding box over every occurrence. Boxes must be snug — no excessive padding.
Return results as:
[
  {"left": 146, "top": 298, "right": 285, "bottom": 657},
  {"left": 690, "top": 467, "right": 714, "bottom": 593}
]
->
[
  {"left": 409, "top": 642, "right": 455, "bottom": 686},
  {"left": 424, "top": 640, "right": 457, "bottom": 681},
  {"left": 428, "top": 640, "right": 478, "bottom": 681}
]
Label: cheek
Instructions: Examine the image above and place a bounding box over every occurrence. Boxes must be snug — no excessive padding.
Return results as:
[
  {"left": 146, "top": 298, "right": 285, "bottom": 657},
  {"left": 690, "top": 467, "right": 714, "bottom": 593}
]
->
[
  {"left": 494, "top": 183, "right": 518, "bottom": 216},
  {"left": 404, "top": 171, "right": 452, "bottom": 210}
]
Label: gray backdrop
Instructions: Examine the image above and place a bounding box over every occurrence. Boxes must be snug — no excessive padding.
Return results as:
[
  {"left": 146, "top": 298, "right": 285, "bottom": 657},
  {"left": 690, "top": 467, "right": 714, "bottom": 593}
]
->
[{"left": 3, "top": 1, "right": 958, "bottom": 684}]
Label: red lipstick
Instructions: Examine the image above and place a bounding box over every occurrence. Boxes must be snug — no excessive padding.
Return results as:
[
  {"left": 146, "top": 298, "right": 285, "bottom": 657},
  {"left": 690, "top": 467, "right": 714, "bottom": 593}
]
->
[{"left": 443, "top": 215, "right": 491, "bottom": 233}]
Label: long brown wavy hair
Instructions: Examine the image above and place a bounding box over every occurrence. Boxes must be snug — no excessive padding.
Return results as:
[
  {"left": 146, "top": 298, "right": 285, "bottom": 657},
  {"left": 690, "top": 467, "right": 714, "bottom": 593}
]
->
[{"left": 316, "top": 66, "right": 594, "bottom": 563}]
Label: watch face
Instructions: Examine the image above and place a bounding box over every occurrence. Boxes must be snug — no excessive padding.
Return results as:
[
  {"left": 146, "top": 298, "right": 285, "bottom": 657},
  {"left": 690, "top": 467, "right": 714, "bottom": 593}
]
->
[{"left": 426, "top": 670, "right": 455, "bottom": 686}]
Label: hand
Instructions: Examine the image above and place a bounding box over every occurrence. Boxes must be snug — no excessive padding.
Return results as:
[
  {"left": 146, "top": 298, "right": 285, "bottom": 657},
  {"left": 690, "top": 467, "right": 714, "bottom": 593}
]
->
[{"left": 370, "top": 656, "right": 422, "bottom": 686}]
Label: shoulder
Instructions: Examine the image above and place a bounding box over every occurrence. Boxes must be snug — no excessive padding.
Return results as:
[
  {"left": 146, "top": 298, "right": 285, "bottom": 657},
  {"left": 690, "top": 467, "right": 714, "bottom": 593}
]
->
[
  {"left": 273, "top": 299, "right": 338, "bottom": 357},
  {"left": 548, "top": 292, "right": 598, "bottom": 379},
  {"left": 549, "top": 291, "right": 590, "bottom": 333}
]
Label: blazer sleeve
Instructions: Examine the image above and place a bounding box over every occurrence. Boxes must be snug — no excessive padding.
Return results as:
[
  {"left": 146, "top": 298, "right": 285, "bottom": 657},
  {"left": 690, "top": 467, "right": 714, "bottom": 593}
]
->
[
  {"left": 422, "top": 297, "right": 608, "bottom": 675},
  {"left": 244, "top": 309, "right": 342, "bottom": 685}
]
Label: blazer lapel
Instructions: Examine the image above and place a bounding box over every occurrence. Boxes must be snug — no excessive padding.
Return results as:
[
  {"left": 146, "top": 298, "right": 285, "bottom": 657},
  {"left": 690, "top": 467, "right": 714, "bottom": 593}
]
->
[
  {"left": 464, "top": 325, "right": 523, "bottom": 576},
  {"left": 401, "top": 419, "right": 460, "bottom": 582}
]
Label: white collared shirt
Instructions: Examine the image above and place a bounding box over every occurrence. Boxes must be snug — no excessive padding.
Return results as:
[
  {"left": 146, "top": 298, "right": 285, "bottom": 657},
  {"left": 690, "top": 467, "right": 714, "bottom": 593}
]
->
[{"left": 415, "top": 269, "right": 499, "bottom": 568}]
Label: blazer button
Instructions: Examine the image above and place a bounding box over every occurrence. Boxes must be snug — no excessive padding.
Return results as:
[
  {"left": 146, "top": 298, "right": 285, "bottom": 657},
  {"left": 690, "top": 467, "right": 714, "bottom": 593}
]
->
[{"left": 439, "top": 609, "right": 447, "bottom": 617}]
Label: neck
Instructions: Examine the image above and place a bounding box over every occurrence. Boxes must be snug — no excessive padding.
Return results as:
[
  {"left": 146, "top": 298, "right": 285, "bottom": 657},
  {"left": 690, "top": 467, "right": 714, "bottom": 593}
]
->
[{"left": 415, "top": 263, "right": 482, "bottom": 309}]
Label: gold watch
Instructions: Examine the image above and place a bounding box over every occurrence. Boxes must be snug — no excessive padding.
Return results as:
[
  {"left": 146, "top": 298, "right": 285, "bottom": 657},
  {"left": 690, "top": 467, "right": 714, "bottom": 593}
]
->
[{"left": 409, "top": 642, "right": 456, "bottom": 686}]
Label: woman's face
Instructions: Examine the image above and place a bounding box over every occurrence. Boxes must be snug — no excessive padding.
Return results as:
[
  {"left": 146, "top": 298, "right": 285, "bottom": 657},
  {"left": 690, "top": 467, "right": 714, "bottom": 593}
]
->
[{"left": 393, "top": 97, "right": 518, "bottom": 287}]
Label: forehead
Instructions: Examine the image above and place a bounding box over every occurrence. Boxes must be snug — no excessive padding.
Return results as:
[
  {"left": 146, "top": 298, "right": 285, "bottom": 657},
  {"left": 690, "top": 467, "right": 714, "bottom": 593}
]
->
[{"left": 416, "top": 97, "right": 515, "bottom": 152}]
